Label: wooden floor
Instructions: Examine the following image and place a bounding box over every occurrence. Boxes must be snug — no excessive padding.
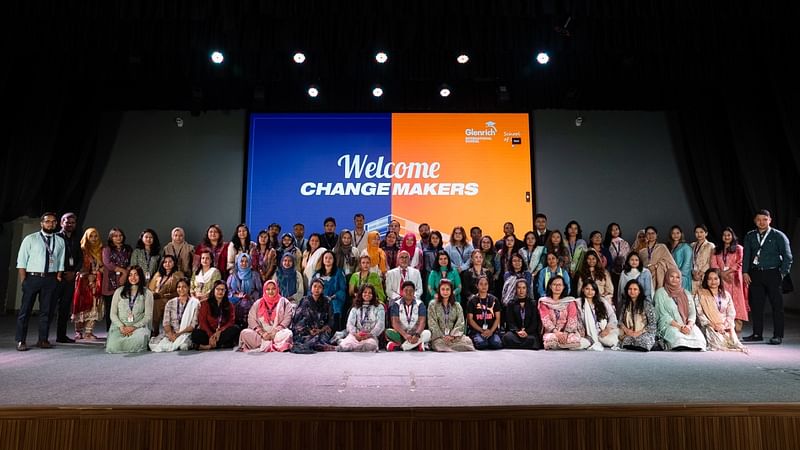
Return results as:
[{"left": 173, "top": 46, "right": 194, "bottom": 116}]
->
[{"left": 2, "top": 404, "right": 799, "bottom": 450}]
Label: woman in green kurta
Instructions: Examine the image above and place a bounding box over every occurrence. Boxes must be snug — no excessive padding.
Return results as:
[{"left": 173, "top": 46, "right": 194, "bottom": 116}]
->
[
  {"left": 427, "top": 250, "right": 462, "bottom": 301},
  {"left": 668, "top": 226, "right": 694, "bottom": 292},
  {"left": 654, "top": 268, "right": 706, "bottom": 351},
  {"left": 348, "top": 255, "right": 386, "bottom": 303},
  {"left": 106, "top": 265, "right": 154, "bottom": 353}
]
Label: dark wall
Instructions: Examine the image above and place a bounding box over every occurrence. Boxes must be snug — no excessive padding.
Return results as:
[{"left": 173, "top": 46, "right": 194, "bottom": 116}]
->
[
  {"left": 532, "top": 110, "right": 696, "bottom": 242},
  {"left": 83, "top": 110, "right": 246, "bottom": 245}
]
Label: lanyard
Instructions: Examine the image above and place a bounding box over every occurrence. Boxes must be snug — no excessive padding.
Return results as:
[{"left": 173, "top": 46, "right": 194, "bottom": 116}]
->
[
  {"left": 612, "top": 240, "right": 621, "bottom": 256},
  {"left": 360, "top": 307, "right": 369, "bottom": 329},
  {"left": 524, "top": 248, "right": 534, "bottom": 268},
  {"left": 647, "top": 245, "right": 655, "bottom": 260},
  {"left": 403, "top": 302, "right": 414, "bottom": 324},
  {"left": 755, "top": 229, "right": 771, "bottom": 256},
  {"left": 176, "top": 299, "right": 186, "bottom": 324},
  {"left": 520, "top": 303, "right": 526, "bottom": 322},
  {"left": 443, "top": 304, "right": 450, "bottom": 327},
  {"left": 568, "top": 241, "right": 577, "bottom": 259},
  {"left": 128, "top": 291, "right": 139, "bottom": 311},
  {"left": 40, "top": 232, "right": 55, "bottom": 261},
  {"left": 354, "top": 230, "right": 365, "bottom": 248},
  {"left": 454, "top": 245, "right": 465, "bottom": 261},
  {"left": 479, "top": 296, "right": 489, "bottom": 326}
]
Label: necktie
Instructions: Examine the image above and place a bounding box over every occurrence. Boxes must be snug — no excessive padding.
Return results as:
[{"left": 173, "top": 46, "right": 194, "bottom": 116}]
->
[{"left": 44, "top": 235, "right": 52, "bottom": 273}]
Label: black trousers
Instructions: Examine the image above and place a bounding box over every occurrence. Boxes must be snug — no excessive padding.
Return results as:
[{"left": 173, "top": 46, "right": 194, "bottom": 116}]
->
[
  {"left": 103, "top": 295, "right": 114, "bottom": 333},
  {"left": 749, "top": 268, "right": 784, "bottom": 338},
  {"left": 51, "top": 275, "right": 76, "bottom": 339},
  {"left": 16, "top": 275, "right": 58, "bottom": 342},
  {"left": 191, "top": 326, "right": 241, "bottom": 349}
]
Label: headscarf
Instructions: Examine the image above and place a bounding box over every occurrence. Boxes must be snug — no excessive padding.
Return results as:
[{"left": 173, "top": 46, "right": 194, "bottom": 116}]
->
[
  {"left": 279, "top": 232, "right": 297, "bottom": 257},
  {"left": 277, "top": 253, "right": 298, "bottom": 296},
  {"left": 80, "top": 227, "right": 103, "bottom": 265},
  {"left": 334, "top": 229, "right": 355, "bottom": 270},
  {"left": 400, "top": 233, "right": 417, "bottom": 261},
  {"left": 367, "top": 231, "right": 383, "bottom": 268},
  {"left": 258, "top": 280, "right": 282, "bottom": 322},
  {"left": 231, "top": 252, "right": 254, "bottom": 294},
  {"left": 664, "top": 268, "right": 690, "bottom": 323}
]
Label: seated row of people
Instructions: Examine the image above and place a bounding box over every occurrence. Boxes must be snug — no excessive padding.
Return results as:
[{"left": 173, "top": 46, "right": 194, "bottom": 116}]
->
[{"left": 106, "top": 264, "right": 747, "bottom": 354}]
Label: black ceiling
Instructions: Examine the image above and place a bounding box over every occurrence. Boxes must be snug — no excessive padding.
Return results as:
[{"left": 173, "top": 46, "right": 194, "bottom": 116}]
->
[{"left": 4, "top": 0, "right": 798, "bottom": 112}]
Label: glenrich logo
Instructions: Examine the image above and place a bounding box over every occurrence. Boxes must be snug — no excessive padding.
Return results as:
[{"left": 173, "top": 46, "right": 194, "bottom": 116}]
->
[{"left": 464, "top": 120, "right": 497, "bottom": 143}]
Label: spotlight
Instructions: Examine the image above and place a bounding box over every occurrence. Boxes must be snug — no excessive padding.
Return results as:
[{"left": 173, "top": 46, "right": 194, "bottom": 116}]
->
[
  {"left": 457, "top": 54, "right": 470, "bottom": 64},
  {"left": 372, "top": 85, "right": 384, "bottom": 98},
  {"left": 439, "top": 86, "right": 451, "bottom": 97},
  {"left": 293, "top": 52, "right": 306, "bottom": 63},
  {"left": 307, "top": 86, "right": 319, "bottom": 98},
  {"left": 536, "top": 52, "right": 550, "bottom": 65},
  {"left": 210, "top": 51, "right": 224, "bottom": 64},
  {"left": 375, "top": 52, "right": 388, "bottom": 63}
]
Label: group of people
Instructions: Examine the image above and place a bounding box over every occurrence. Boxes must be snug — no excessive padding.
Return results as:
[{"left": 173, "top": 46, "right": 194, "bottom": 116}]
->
[{"left": 14, "top": 210, "right": 792, "bottom": 355}]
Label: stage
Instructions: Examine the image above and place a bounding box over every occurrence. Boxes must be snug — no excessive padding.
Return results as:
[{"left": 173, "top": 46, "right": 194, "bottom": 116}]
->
[{"left": 2, "top": 314, "right": 799, "bottom": 449}]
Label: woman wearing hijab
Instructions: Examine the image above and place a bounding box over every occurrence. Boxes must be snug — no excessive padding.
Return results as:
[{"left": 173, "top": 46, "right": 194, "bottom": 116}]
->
[
  {"left": 366, "top": 231, "right": 388, "bottom": 274},
  {"left": 149, "top": 278, "right": 200, "bottom": 352},
  {"left": 654, "top": 268, "right": 706, "bottom": 350},
  {"left": 106, "top": 266, "right": 154, "bottom": 353},
  {"left": 537, "top": 275, "right": 588, "bottom": 350},
  {"left": 238, "top": 280, "right": 294, "bottom": 352},
  {"left": 276, "top": 232, "right": 302, "bottom": 270},
  {"left": 333, "top": 229, "right": 360, "bottom": 276},
  {"left": 273, "top": 253, "right": 305, "bottom": 304},
  {"left": 427, "top": 279, "right": 474, "bottom": 352},
  {"left": 337, "top": 285, "right": 385, "bottom": 352},
  {"left": 502, "top": 278, "right": 542, "bottom": 349},
  {"left": 400, "top": 233, "right": 423, "bottom": 270},
  {"left": 73, "top": 227, "right": 104, "bottom": 341},
  {"left": 694, "top": 269, "right": 747, "bottom": 352},
  {"left": 618, "top": 280, "right": 657, "bottom": 352},
  {"left": 227, "top": 253, "right": 263, "bottom": 329}
]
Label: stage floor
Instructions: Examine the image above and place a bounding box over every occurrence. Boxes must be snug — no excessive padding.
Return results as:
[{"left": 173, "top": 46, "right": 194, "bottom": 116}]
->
[{"left": 2, "top": 313, "right": 800, "bottom": 408}]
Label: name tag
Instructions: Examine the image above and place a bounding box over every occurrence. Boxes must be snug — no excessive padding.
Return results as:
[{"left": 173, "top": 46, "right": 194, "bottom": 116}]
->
[
  {"left": 68, "top": 257, "right": 74, "bottom": 267},
  {"left": 482, "top": 323, "right": 488, "bottom": 331}
]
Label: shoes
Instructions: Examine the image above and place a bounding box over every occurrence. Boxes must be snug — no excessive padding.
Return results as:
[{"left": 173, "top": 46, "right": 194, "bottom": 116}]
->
[
  {"left": 768, "top": 337, "right": 783, "bottom": 345},
  {"left": 742, "top": 334, "right": 763, "bottom": 342},
  {"left": 36, "top": 340, "right": 53, "bottom": 349},
  {"left": 56, "top": 336, "right": 76, "bottom": 344},
  {"left": 386, "top": 342, "right": 400, "bottom": 352},
  {"left": 16, "top": 341, "right": 28, "bottom": 351}
]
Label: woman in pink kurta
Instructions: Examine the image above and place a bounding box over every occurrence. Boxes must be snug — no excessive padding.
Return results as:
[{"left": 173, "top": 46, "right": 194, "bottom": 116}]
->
[
  {"left": 537, "top": 275, "right": 588, "bottom": 350},
  {"left": 238, "top": 280, "right": 294, "bottom": 352},
  {"left": 710, "top": 227, "right": 748, "bottom": 330}
]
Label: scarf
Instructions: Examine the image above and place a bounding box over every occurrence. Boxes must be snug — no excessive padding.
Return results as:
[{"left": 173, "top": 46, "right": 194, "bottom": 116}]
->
[
  {"left": 623, "top": 303, "right": 647, "bottom": 332},
  {"left": 277, "top": 254, "right": 298, "bottom": 296},
  {"left": 230, "top": 252, "right": 254, "bottom": 294},
  {"left": 696, "top": 288, "right": 725, "bottom": 330},
  {"left": 80, "top": 228, "right": 103, "bottom": 267},
  {"left": 278, "top": 233, "right": 298, "bottom": 259},
  {"left": 258, "top": 280, "right": 283, "bottom": 323},
  {"left": 367, "top": 231, "right": 384, "bottom": 268},
  {"left": 538, "top": 295, "right": 578, "bottom": 312},
  {"left": 334, "top": 229, "right": 356, "bottom": 270},
  {"left": 400, "top": 234, "right": 418, "bottom": 261},
  {"left": 664, "top": 268, "right": 690, "bottom": 323}
]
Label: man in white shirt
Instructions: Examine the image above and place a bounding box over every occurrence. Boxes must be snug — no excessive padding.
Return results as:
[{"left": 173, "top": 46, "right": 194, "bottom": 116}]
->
[{"left": 385, "top": 250, "right": 422, "bottom": 301}]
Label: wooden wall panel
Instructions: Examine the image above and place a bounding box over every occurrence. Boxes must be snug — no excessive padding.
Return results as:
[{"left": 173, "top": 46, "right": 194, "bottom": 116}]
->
[{"left": 1, "top": 404, "right": 799, "bottom": 450}]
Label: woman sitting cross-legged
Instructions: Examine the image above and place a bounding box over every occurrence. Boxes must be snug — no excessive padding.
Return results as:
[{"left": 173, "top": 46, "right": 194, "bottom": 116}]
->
[
  {"left": 654, "top": 269, "right": 706, "bottom": 351},
  {"left": 337, "top": 285, "right": 385, "bottom": 352},
  {"left": 694, "top": 268, "right": 747, "bottom": 353},
  {"left": 238, "top": 280, "right": 295, "bottom": 352},
  {"left": 466, "top": 276, "right": 503, "bottom": 350},
  {"left": 577, "top": 280, "right": 619, "bottom": 351},
  {"left": 149, "top": 278, "right": 199, "bottom": 352},
  {"left": 501, "top": 278, "right": 542, "bottom": 350},
  {"left": 617, "top": 280, "right": 657, "bottom": 352},
  {"left": 191, "top": 280, "right": 241, "bottom": 350},
  {"left": 427, "top": 279, "right": 474, "bottom": 352},
  {"left": 537, "top": 275, "right": 589, "bottom": 350},
  {"left": 106, "top": 266, "right": 154, "bottom": 353},
  {"left": 290, "top": 278, "right": 336, "bottom": 353}
]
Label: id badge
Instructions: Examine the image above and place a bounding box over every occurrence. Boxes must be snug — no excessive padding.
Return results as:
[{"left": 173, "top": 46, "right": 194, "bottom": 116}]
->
[
  {"left": 482, "top": 323, "right": 488, "bottom": 331},
  {"left": 753, "top": 256, "right": 759, "bottom": 266},
  {"left": 145, "top": 272, "right": 151, "bottom": 282},
  {"left": 127, "top": 313, "right": 134, "bottom": 322},
  {"left": 49, "top": 257, "right": 56, "bottom": 267},
  {"left": 444, "top": 328, "right": 451, "bottom": 335},
  {"left": 68, "top": 257, "right": 74, "bottom": 267},
  {"left": 723, "top": 266, "right": 729, "bottom": 271}
]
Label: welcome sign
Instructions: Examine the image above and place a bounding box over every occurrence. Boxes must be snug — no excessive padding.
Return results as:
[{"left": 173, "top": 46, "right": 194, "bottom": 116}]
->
[{"left": 246, "top": 113, "right": 533, "bottom": 238}]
